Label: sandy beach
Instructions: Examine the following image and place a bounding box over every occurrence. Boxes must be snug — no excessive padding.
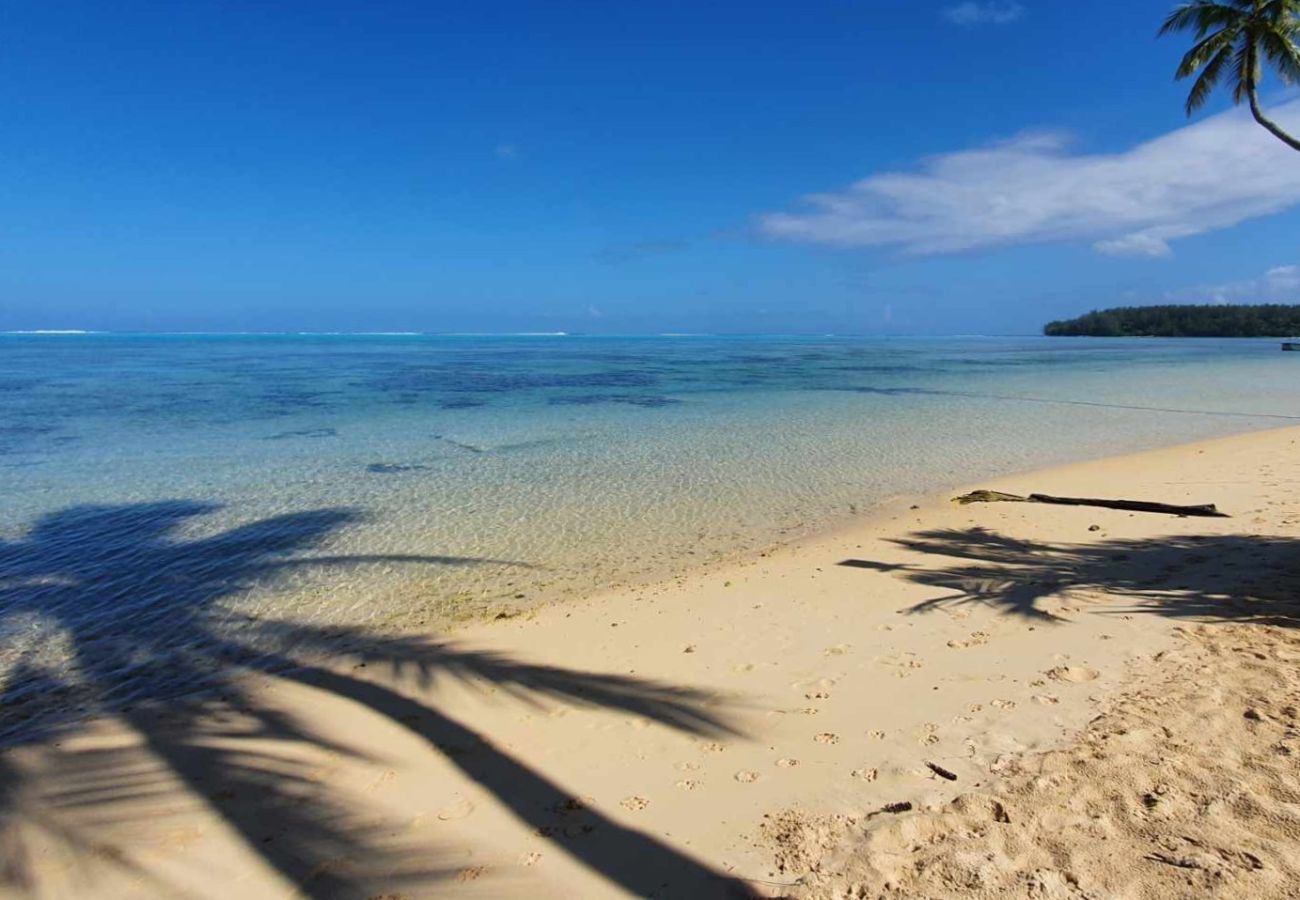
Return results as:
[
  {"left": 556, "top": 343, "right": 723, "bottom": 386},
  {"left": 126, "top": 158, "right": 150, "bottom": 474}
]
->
[{"left": 4, "top": 424, "right": 1300, "bottom": 899}]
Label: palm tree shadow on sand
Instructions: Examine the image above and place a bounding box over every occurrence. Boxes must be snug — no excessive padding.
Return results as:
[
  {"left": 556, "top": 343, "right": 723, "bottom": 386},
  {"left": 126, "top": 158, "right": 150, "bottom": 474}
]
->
[
  {"left": 839, "top": 526, "right": 1300, "bottom": 627},
  {"left": 0, "top": 501, "right": 752, "bottom": 898}
]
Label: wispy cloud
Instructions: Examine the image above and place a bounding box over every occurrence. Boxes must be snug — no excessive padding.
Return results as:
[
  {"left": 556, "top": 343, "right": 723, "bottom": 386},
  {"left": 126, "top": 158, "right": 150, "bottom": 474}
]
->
[
  {"left": 1166, "top": 264, "right": 1300, "bottom": 303},
  {"left": 758, "top": 100, "right": 1300, "bottom": 258},
  {"left": 494, "top": 143, "right": 519, "bottom": 160},
  {"left": 942, "top": 2, "right": 1025, "bottom": 26}
]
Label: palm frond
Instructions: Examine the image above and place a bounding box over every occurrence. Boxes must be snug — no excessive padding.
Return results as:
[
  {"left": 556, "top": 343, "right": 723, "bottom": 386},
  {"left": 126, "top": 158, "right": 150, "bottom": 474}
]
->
[
  {"left": 1258, "top": 29, "right": 1300, "bottom": 83},
  {"left": 1175, "top": 26, "right": 1241, "bottom": 79},
  {"left": 1231, "top": 41, "right": 1260, "bottom": 104},
  {"left": 1260, "top": 0, "right": 1300, "bottom": 26},
  {"left": 1160, "top": 2, "right": 1253, "bottom": 38},
  {"left": 1185, "top": 46, "right": 1235, "bottom": 113}
]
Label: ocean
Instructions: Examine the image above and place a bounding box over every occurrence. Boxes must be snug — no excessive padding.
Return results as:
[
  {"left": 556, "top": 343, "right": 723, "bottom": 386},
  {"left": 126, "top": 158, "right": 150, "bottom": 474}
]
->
[{"left": 1, "top": 333, "right": 1296, "bottom": 738}]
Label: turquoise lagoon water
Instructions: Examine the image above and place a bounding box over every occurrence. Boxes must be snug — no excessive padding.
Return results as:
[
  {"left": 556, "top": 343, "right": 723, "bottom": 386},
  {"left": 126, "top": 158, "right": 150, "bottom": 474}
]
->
[{"left": 1, "top": 333, "right": 1297, "bottom": 735}]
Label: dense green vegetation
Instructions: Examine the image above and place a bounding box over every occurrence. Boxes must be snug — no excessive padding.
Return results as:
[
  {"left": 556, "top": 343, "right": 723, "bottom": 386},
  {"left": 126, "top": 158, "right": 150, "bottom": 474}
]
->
[{"left": 1044, "top": 305, "right": 1300, "bottom": 337}]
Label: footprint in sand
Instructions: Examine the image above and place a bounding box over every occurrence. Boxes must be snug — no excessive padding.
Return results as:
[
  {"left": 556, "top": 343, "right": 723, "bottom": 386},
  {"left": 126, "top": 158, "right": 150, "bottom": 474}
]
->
[
  {"left": 991, "top": 699, "right": 1017, "bottom": 710},
  {"left": 815, "top": 732, "right": 841, "bottom": 745},
  {"left": 869, "top": 730, "right": 887, "bottom": 740},
  {"left": 1033, "top": 694, "right": 1060, "bottom": 705},
  {"left": 1046, "top": 665, "right": 1100, "bottom": 684},
  {"left": 701, "top": 742, "right": 727, "bottom": 753},
  {"left": 947, "top": 631, "right": 989, "bottom": 649},
  {"left": 851, "top": 767, "right": 878, "bottom": 782},
  {"left": 675, "top": 761, "right": 702, "bottom": 772},
  {"left": 805, "top": 691, "right": 831, "bottom": 700},
  {"left": 776, "top": 758, "right": 799, "bottom": 768},
  {"left": 824, "top": 644, "right": 851, "bottom": 657},
  {"left": 521, "top": 851, "right": 542, "bottom": 866},
  {"left": 735, "top": 770, "right": 760, "bottom": 783},
  {"left": 876, "top": 652, "right": 924, "bottom": 677},
  {"left": 798, "top": 707, "right": 821, "bottom": 715},
  {"left": 437, "top": 798, "right": 475, "bottom": 821},
  {"left": 798, "top": 676, "right": 837, "bottom": 690},
  {"left": 675, "top": 779, "right": 703, "bottom": 791},
  {"left": 620, "top": 796, "right": 649, "bottom": 811}
]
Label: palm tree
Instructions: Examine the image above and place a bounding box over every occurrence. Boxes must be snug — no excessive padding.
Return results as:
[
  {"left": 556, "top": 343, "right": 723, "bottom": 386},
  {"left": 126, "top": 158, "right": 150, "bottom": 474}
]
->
[{"left": 1160, "top": 0, "right": 1300, "bottom": 152}]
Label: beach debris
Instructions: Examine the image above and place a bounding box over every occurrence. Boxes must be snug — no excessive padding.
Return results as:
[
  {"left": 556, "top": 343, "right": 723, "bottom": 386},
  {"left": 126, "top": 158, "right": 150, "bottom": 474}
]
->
[
  {"left": 874, "top": 801, "right": 914, "bottom": 816},
  {"left": 952, "top": 490, "right": 1228, "bottom": 518},
  {"left": 925, "top": 761, "right": 958, "bottom": 781}
]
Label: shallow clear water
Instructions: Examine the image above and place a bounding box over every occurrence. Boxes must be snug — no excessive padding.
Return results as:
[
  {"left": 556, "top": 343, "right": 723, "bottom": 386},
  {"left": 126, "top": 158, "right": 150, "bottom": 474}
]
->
[{"left": 1, "top": 334, "right": 1297, "bottom": 737}]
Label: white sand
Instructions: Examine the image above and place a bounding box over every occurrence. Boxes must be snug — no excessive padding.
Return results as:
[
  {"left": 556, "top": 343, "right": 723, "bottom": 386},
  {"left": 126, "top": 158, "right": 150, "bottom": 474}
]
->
[{"left": 4, "top": 426, "right": 1300, "bottom": 898}]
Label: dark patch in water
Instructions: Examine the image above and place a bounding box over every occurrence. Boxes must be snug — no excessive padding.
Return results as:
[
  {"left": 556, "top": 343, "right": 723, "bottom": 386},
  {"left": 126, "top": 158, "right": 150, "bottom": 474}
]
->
[
  {"left": 366, "top": 463, "right": 432, "bottom": 474},
  {"left": 439, "top": 399, "right": 486, "bottom": 410},
  {"left": 831, "top": 364, "right": 925, "bottom": 374},
  {"left": 0, "top": 423, "right": 62, "bottom": 454},
  {"left": 548, "top": 394, "right": 680, "bottom": 408},
  {"left": 264, "top": 427, "right": 339, "bottom": 440},
  {"left": 833, "top": 386, "right": 946, "bottom": 397},
  {"left": 364, "top": 366, "right": 659, "bottom": 400}
]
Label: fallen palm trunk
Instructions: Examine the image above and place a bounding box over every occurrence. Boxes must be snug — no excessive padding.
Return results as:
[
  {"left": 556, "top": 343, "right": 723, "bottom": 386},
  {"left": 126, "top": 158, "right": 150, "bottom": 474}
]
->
[{"left": 952, "top": 489, "right": 1228, "bottom": 518}]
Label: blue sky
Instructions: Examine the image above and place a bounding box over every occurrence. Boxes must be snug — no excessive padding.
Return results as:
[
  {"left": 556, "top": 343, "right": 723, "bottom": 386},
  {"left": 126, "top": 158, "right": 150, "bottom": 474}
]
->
[{"left": 1, "top": 0, "right": 1297, "bottom": 334}]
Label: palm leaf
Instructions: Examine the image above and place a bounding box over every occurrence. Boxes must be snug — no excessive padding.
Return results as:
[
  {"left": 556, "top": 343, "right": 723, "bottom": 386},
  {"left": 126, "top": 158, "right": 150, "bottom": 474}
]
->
[
  {"left": 1176, "top": 25, "right": 1241, "bottom": 78},
  {"left": 1258, "top": 28, "right": 1300, "bottom": 83},
  {"left": 1231, "top": 41, "right": 1259, "bottom": 104},
  {"left": 1160, "top": 2, "right": 1253, "bottom": 38},
  {"left": 1186, "top": 46, "right": 1235, "bottom": 113}
]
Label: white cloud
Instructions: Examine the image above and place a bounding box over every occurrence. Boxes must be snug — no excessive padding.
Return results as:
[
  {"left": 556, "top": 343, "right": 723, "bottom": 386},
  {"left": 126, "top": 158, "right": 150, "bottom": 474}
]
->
[
  {"left": 758, "top": 99, "right": 1300, "bottom": 258},
  {"left": 494, "top": 143, "right": 519, "bottom": 160},
  {"left": 1167, "top": 264, "right": 1300, "bottom": 303},
  {"left": 942, "top": 2, "right": 1025, "bottom": 26},
  {"left": 1093, "top": 233, "right": 1175, "bottom": 259}
]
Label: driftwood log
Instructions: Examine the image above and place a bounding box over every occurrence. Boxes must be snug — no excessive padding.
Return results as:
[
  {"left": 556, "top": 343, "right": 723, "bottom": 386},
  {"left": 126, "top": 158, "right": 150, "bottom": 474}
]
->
[{"left": 953, "top": 489, "right": 1228, "bottom": 518}]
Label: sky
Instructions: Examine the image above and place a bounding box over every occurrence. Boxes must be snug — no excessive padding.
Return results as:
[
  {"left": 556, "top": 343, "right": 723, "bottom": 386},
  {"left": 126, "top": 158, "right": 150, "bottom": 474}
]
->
[{"left": 0, "top": 0, "right": 1298, "bottom": 335}]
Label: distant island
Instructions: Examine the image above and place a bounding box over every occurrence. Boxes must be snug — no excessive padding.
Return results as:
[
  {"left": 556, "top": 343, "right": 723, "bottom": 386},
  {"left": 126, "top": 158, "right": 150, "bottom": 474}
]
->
[{"left": 1044, "top": 304, "right": 1300, "bottom": 338}]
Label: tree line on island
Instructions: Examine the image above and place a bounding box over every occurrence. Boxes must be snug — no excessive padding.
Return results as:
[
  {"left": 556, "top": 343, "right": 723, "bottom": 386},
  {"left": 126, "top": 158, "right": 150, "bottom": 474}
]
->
[{"left": 1044, "top": 304, "right": 1300, "bottom": 337}]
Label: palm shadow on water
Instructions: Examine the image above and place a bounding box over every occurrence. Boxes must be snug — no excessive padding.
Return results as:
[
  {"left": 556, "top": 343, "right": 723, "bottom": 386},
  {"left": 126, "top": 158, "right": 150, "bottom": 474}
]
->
[
  {"left": 0, "top": 501, "right": 750, "bottom": 897},
  {"left": 839, "top": 527, "right": 1300, "bottom": 627}
]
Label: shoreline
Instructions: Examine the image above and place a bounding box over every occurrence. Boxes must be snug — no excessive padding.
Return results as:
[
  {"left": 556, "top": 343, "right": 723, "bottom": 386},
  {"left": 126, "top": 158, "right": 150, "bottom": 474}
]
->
[
  {"left": 546, "top": 419, "right": 1297, "bottom": 620},
  {"left": 4, "top": 424, "right": 1300, "bottom": 897}
]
